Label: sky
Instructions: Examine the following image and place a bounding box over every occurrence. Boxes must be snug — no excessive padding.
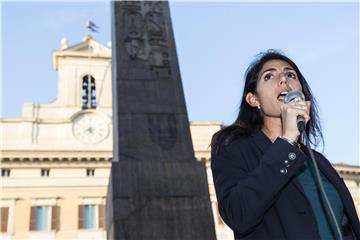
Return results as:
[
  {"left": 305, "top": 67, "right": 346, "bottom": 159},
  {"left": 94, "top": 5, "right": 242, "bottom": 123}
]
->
[{"left": 1, "top": 1, "right": 359, "bottom": 166}]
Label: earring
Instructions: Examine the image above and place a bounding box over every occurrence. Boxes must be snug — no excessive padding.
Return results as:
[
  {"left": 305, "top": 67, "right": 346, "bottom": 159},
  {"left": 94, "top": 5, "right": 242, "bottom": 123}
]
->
[{"left": 257, "top": 104, "right": 261, "bottom": 110}]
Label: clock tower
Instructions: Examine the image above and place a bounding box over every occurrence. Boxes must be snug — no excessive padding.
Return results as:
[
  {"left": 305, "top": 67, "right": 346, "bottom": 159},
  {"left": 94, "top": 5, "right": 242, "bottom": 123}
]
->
[{"left": 21, "top": 35, "right": 112, "bottom": 147}]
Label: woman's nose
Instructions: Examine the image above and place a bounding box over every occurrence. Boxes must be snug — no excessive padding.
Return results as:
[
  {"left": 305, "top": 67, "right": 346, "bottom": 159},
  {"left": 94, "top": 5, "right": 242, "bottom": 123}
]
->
[{"left": 278, "top": 72, "right": 288, "bottom": 85}]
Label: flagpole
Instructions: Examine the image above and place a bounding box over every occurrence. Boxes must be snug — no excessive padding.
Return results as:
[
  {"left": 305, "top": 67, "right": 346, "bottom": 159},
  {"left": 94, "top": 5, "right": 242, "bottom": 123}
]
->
[{"left": 85, "top": 20, "right": 99, "bottom": 109}]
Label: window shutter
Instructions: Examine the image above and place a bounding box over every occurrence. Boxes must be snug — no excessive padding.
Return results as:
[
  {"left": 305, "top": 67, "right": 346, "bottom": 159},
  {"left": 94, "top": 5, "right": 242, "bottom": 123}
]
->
[
  {"left": 51, "top": 206, "right": 60, "bottom": 231},
  {"left": 98, "top": 204, "right": 105, "bottom": 228},
  {"left": 29, "top": 206, "right": 37, "bottom": 230},
  {"left": 1, "top": 207, "right": 9, "bottom": 232},
  {"left": 78, "top": 205, "right": 84, "bottom": 229}
]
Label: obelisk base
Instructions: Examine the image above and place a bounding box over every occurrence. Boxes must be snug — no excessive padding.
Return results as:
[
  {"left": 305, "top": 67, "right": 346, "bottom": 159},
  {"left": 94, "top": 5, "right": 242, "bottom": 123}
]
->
[{"left": 106, "top": 161, "right": 216, "bottom": 240}]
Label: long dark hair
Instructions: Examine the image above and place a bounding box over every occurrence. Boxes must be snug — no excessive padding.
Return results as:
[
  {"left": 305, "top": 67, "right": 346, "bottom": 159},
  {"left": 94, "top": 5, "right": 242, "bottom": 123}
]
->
[{"left": 211, "top": 50, "right": 323, "bottom": 154}]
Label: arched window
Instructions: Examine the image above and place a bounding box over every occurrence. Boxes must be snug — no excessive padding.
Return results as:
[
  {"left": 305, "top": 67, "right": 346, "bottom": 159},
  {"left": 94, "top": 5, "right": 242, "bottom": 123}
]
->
[{"left": 82, "top": 75, "right": 96, "bottom": 109}]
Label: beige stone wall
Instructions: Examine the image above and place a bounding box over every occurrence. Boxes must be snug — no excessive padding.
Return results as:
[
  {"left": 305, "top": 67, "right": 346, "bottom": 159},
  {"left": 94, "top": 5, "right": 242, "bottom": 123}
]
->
[
  {"left": 339, "top": 175, "right": 360, "bottom": 216},
  {"left": 190, "top": 122, "right": 234, "bottom": 239},
  {"left": 1, "top": 166, "right": 109, "bottom": 240}
]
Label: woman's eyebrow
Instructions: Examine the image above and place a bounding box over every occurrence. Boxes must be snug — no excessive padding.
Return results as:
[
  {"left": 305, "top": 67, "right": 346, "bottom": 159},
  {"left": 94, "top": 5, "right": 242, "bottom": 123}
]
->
[
  {"left": 284, "top": 67, "right": 295, "bottom": 71},
  {"left": 260, "top": 67, "right": 296, "bottom": 77},
  {"left": 259, "top": 68, "right": 276, "bottom": 76}
]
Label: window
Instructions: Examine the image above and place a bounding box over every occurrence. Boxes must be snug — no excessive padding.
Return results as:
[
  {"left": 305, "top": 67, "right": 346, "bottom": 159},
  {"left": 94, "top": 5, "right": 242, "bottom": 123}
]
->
[
  {"left": 1, "top": 207, "right": 9, "bottom": 232},
  {"left": 36, "top": 206, "right": 50, "bottom": 230},
  {"left": 84, "top": 205, "right": 95, "bottom": 228},
  {"left": 86, "top": 168, "right": 95, "bottom": 177},
  {"left": 29, "top": 206, "right": 60, "bottom": 231},
  {"left": 82, "top": 75, "right": 96, "bottom": 109},
  {"left": 78, "top": 204, "right": 105, "bottom": 229},
  {"left": 41, "top": 169, "right": 50, "bottom": 177},
  {"left": 1, "top": 169, "right": 10, "bottom": 177}
]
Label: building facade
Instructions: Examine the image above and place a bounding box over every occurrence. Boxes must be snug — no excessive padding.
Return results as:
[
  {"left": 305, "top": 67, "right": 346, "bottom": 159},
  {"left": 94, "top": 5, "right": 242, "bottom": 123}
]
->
[
  {"left": 1, "top": 36, "right": 112, "bottom": 240},
  {"left": 1, "top": 37, "right": 359, "bottom": 240}
]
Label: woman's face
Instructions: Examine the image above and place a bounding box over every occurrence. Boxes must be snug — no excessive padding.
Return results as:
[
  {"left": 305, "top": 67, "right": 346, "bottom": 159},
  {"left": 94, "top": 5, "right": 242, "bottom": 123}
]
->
[{"left": 254, "top": 59, "right": 303, "bottom": 117}]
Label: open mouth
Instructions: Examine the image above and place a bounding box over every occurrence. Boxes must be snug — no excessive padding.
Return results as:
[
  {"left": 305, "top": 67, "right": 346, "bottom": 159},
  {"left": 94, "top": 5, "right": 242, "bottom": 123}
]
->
[{"left": 277, "top": 91, "right": 288, "bottom": 102}]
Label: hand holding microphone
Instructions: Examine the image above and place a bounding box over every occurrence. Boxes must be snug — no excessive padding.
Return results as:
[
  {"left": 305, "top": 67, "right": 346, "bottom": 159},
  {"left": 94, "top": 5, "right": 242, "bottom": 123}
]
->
[{"left": 281, "top": 90, "right": 311, "bottom": 141}]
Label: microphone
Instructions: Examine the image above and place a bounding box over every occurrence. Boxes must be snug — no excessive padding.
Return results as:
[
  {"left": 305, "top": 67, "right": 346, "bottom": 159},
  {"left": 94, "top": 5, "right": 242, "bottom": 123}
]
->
[{"left": 284, "top": 90, "right": 306, "bottom": 132}]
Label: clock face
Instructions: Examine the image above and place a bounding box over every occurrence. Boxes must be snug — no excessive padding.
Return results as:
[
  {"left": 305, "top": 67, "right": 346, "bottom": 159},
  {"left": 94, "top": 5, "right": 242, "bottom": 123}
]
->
[{"left": 72, "top": 113, "right": 109, "bottom": 144}]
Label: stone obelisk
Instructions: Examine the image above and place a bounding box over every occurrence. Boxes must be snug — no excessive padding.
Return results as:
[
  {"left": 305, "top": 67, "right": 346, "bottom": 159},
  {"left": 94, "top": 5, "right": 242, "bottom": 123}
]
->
[{"left": 106, "top": 1, "right": 216, "bottom": 240}]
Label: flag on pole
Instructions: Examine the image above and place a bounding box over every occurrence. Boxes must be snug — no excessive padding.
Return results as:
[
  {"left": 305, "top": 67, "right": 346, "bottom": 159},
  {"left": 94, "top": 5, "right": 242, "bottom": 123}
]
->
[{"left": 86, "top": 20, "right": 99, "bottom": 33}]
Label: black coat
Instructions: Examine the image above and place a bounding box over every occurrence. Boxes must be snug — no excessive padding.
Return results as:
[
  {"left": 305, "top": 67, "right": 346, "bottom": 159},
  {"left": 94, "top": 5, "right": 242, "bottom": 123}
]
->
[{"left": 211, "top": 130, "right": 360, "bottom": 240}]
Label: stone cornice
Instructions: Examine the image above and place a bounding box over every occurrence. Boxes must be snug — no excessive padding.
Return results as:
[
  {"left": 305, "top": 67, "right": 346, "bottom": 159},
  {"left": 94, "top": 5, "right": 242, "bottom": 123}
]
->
[
  {"left": 334, "top": 163, "right": 360, "bottom": 175},
  {"left": 1, "top": 157, "right": 111, "bottom": 162},
  {"left": 54, "top": 51, "right": 111, "bottom": 60},
  {"left": 0, "top": 118, "right": 72, "bottom": 124},
  {"left": 0, "top": 161, "right": 111, "bottom": 168},
  {"left": 1, "top": 150, "right": 112, "bottom": 164},
  {"left": 189, "top": 121, "right": 223, "bottom": 126}
]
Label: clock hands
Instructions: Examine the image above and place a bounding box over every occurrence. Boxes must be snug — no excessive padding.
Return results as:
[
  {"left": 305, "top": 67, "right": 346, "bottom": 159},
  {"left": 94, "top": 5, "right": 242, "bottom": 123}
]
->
[
  {"left": 73, "top": 114, "right": 109, "bottom": 144},
  {"left": 84, "top": 126, "right": 94, "bottom": 134}
]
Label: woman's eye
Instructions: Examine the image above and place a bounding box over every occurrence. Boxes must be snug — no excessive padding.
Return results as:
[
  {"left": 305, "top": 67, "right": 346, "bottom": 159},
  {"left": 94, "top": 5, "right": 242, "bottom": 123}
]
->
[
  {"left": 287, "top": 72, "right": 296, "bottom": 78},
  {"left": 264, "top": 73, "right": 272, "bottom": 80}
]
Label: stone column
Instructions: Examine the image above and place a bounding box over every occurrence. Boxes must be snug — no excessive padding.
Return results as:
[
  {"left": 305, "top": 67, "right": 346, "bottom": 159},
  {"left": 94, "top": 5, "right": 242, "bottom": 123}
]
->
[{"left": 106, "top": 1, "right": 216, "bottom": 239}]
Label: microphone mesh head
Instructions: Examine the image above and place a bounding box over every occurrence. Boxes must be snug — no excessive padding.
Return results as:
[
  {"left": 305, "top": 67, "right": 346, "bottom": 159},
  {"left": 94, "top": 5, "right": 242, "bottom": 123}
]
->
[{"left": 284, "top": 90, "right": 305, "bottom": 104}]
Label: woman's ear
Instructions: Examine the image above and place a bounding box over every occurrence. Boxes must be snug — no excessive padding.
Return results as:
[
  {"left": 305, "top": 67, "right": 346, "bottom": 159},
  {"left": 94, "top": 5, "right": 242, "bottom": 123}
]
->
[{"left": 245, "top": 92, "right": 259, "bottom": 108}]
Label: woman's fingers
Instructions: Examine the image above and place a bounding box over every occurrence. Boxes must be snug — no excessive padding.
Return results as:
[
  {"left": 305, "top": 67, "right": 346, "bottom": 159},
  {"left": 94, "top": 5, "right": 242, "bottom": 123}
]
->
[{"left": 281, "top": 100, "right": 311, "bottom": 140}]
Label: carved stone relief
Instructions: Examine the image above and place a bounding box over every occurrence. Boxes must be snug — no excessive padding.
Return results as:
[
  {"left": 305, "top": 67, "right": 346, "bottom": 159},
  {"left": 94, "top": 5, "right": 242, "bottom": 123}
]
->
[
  {"left": 122, "top": 1, "right": 171, "bottom": 78},
  {"left": 147, "top": 113, "right": 178, "bottom": 150}
]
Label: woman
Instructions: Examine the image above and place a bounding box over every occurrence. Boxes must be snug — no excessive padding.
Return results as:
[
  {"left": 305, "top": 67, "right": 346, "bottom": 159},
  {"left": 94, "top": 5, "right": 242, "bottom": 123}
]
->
[{"left": 211, "top": 50, "right": 360, "bottom": 239}]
